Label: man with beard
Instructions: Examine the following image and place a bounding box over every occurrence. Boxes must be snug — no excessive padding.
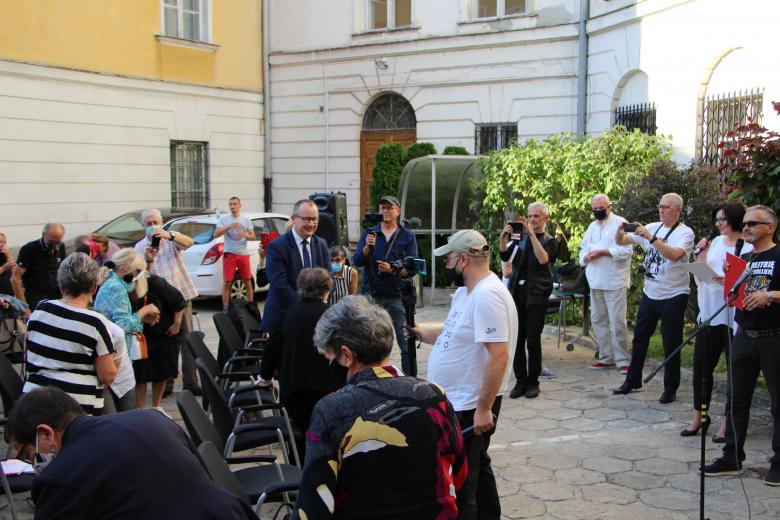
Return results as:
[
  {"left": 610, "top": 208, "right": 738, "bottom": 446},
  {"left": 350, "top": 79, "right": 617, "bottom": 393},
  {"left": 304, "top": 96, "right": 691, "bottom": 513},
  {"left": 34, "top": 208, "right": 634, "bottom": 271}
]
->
[
  {"left": 703, "top": 205, "right": 780, "bottom": 485},
  {"left": 11, "top": 223, "right": 66, "bottom": 318}
]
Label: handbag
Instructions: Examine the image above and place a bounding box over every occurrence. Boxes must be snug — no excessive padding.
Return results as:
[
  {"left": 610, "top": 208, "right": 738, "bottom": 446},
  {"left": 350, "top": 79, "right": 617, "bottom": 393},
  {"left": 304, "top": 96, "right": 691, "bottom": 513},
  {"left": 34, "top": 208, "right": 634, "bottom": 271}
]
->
[
  {"left": 129, "top": 332, "right": 148, "bottom": 361},
  {"left": 557, "top": 264, "right": 588, "bottom": 294}
]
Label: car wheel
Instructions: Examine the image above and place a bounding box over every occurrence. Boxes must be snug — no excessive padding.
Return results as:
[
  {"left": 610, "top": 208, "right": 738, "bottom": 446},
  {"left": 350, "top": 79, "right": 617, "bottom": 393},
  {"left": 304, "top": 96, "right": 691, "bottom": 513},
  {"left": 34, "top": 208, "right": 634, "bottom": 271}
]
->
[{"left": 230, "top": 278, "right": 248, "bottom": 302}]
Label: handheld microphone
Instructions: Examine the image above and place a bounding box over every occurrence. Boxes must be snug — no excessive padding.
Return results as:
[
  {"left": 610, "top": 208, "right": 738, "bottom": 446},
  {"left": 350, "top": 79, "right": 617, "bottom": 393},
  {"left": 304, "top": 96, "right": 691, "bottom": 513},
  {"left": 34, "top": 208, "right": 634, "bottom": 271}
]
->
[
  {"left": 734, "top": 238, "right": 745, "bottom": 257},
  {"left": 693, "top": 230, "right": 718, "bottom": 256},
  {"left": 402, "top": 217, "right": 422, "bottom": 230},
  {"left": 728, "top": 265, "right": 752, "bottom": 296}
]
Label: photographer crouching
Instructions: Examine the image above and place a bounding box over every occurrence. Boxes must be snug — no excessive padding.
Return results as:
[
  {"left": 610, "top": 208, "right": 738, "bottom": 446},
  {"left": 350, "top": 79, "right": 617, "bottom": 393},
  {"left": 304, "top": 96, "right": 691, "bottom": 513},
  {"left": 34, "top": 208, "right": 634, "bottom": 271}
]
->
[{"left": 352, "top": 195, "right": 419, "bottom": 374}]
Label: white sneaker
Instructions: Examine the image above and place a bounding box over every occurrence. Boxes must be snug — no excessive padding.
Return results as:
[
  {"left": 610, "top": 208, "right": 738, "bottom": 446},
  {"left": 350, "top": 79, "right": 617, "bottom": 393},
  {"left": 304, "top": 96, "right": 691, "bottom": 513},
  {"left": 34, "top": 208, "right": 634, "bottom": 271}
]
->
[{"left": 152, "top": 406, "right": 172, "bottom": 419}]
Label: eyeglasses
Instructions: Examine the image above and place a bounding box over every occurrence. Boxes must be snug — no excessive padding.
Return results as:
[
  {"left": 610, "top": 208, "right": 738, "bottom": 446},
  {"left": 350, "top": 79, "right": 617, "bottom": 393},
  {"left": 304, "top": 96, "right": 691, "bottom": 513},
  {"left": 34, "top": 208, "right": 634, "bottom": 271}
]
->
[
  {"left": 658, "top": 205, "right": 679, "bottom": 210},
  {"left": 715, "top": 217, "right": 727, "bottom": 223},
  {"left": 294, "top": 215, "right": 319, "bottom": 223},
  {"left": 742, "top": 221, "right": 772, "bottom": 228}
]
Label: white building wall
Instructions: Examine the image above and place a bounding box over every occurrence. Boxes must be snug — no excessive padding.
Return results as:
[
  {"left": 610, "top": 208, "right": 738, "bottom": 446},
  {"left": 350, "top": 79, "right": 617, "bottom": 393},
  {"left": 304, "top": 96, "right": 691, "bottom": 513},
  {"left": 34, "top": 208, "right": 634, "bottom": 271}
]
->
[{"left": 0, "top": 59, "right": 264, "bottom": 247}]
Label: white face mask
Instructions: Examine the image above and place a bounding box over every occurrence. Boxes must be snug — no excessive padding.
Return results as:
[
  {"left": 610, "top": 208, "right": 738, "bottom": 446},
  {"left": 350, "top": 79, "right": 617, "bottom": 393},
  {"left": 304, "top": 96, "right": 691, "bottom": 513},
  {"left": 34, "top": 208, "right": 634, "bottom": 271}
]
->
[{"left": 33, "top": 432, "right": 56, "bottom": 474}]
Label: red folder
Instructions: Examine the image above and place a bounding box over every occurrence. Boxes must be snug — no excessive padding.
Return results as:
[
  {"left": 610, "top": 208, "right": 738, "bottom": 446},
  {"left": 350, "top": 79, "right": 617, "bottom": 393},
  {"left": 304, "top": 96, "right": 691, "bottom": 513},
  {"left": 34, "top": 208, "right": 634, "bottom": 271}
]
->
[{"left": 724, "top": 252, "right": 748, "bottom": 310}]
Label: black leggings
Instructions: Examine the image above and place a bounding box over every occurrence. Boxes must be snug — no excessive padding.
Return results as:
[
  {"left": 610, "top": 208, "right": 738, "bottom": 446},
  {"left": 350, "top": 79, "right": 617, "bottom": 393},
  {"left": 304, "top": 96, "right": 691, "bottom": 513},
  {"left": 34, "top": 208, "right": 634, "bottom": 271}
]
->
[{"left": 692, "top": 324, "right": 731, "bottom": 413}]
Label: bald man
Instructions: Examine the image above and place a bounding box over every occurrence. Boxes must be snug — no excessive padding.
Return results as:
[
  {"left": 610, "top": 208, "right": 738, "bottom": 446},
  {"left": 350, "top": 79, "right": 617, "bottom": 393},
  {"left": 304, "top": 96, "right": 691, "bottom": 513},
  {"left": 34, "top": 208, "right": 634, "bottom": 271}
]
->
[{"left": 12, "top": 223, "right": 66, "bottom": 316}]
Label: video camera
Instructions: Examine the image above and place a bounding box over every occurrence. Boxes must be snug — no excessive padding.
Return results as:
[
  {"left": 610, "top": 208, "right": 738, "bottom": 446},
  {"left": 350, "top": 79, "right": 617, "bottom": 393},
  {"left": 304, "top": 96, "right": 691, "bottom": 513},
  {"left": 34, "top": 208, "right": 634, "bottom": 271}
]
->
[
  {"left": 362, "top": 213, "right": 384, "bottom": 229},
  {"left": 390, "top": 256, "right": 427, "bottom": 278}
]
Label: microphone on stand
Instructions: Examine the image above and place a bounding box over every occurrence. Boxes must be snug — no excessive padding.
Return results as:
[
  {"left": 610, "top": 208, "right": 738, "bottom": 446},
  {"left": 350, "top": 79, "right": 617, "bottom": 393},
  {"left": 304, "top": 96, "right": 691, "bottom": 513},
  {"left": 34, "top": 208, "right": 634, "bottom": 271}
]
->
[
  {"left": 402, "top": 217, "right": 422, "bottom": 230},
  {"left": 693, "top": 230, "right": 718, "bottom": 256},
  {"left": 734, "top": 238, "right": 745, "bottom": 257},
  {"left": 728, "top": 265, "right": 753, "bottom": 297}
]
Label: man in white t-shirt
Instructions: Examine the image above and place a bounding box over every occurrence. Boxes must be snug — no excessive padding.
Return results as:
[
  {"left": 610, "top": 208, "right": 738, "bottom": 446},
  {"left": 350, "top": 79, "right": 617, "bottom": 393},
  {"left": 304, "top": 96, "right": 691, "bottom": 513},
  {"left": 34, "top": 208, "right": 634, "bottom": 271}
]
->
[
  {"left": 613, "top": 193, "right": 694, "bottom": 404},
  {"left": 214, "top": 196, "right": 256, "bottom": 311},
  {"left": 410, "top": 229, "right": 518, "bottom": 520},
  {"left": 579, "top": 194, "right": 633, "bottom": 372}
]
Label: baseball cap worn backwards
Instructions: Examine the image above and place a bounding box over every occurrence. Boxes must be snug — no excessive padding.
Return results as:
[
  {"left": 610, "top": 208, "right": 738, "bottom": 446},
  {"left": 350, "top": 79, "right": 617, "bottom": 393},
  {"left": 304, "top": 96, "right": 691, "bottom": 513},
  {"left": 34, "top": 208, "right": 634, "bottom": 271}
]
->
[
  {"left": 434, "top": 229, "right": 489, "bottom": 257},
  {"left": 379, "top": 195, "right": 401, "bottom": 207}
]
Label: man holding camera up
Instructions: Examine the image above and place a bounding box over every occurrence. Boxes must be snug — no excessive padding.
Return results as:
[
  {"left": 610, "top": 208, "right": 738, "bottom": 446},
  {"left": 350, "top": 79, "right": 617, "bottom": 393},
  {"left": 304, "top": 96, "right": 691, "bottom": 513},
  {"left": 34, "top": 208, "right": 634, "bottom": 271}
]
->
[
  {"left": 352, "top": 195, "right": 418, "bottom": 374},
  {"left": 613, "top": 193, "right": 694, "bottom": 403},
  {"left": 500, "top": 202, "right": 557, "bottom": 400}
]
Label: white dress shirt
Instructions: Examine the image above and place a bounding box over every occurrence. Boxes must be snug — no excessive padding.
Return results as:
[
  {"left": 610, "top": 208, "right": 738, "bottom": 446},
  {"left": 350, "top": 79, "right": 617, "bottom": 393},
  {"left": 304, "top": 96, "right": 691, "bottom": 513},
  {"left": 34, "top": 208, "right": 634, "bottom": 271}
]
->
[
  {"left": 579, "top": 213, "right": 633, "bottom": 290},
  {"left": 291, "top": 228, "right": 310, "bottom": 266}
]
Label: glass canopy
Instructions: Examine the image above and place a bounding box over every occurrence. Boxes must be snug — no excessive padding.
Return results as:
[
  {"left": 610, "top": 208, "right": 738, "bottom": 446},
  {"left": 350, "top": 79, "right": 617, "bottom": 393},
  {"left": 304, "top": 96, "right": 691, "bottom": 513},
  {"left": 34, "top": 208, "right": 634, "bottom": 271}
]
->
[{"left": 398, "top": 155, "right": 485, "bottom": 299}]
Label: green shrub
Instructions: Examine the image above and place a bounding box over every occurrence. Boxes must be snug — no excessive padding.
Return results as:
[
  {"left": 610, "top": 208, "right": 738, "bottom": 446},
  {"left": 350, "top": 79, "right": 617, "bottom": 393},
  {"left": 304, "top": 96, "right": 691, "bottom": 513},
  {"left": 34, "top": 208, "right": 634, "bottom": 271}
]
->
[
  {"left": 369, "top": 142, "right": 406, "bottom": 210},
  {"left": 443, "top": 146, "right": 469, "bottom": 155},
  {"left": 406, "top": 142, "right": 437, "bottom": 162}
]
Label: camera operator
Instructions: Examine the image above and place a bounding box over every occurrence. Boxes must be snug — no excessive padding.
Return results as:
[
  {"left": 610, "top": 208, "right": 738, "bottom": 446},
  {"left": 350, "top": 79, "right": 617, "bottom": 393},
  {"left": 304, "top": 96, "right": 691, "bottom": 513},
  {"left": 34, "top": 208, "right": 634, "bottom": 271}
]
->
[
  {"left": 500, "top": 202, "right": 557, "bottom": 400},
  {"left": 352, "top": 195, "right": 418, "bottom": 374},
  {"left": 613, "top": 193, "right": 694, "bottom": 403}
]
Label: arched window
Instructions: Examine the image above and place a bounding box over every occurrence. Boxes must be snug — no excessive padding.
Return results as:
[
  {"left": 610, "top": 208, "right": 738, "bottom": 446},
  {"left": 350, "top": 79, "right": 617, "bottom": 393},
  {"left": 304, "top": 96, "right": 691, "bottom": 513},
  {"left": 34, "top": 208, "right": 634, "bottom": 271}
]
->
[{"left": 362, "top": 93, "right": 416, "bottom": 131}]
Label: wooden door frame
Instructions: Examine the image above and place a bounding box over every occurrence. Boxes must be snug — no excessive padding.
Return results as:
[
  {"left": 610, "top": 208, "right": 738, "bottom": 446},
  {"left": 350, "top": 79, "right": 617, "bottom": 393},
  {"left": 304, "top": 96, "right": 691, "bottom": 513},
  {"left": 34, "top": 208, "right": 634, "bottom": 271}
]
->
[{"left": 359, "top": 129, "right": 417, "bottom": 216}]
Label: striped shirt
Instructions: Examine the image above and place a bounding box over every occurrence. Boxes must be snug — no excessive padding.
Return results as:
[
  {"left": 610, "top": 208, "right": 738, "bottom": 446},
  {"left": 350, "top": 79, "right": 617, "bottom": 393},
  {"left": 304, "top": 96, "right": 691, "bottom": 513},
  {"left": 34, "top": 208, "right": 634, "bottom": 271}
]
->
[
  {"left": 24, "top": 300, "right": 116, "bottom": 414},
  {"left": 328, "top": 265, "right": 354, "bottom": 306}
]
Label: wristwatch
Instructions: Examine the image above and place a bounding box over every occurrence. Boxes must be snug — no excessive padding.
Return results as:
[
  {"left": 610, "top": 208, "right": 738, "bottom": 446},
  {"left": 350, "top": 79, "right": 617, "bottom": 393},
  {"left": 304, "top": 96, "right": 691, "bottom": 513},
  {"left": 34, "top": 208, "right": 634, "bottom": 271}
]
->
[
  {"left": 649, "top": 237, "right": 658, "bottom": 244},
  {"left": 169, "top": 231, "right": 177, "bottom": 240},
  {"left": 769, "top": 292, "right": 775, "bottom": 304}
]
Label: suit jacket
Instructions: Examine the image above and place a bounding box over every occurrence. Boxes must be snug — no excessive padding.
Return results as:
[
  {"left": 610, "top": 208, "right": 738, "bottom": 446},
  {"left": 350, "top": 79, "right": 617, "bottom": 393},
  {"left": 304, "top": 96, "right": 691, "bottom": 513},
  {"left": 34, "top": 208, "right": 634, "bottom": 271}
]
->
[
  {"left": 31, "top": 410, "right": 256, "bottom": 519},
  {"left": 260, "top": 230, "right": 329, "bottom": 332}
]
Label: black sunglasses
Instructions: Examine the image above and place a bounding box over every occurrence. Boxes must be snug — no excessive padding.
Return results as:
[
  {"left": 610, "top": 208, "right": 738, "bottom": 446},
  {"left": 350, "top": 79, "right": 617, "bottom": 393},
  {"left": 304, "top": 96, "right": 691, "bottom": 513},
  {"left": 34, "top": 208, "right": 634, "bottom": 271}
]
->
[{"left": 742, "top": 221, "right": 772, "bottom": 228}]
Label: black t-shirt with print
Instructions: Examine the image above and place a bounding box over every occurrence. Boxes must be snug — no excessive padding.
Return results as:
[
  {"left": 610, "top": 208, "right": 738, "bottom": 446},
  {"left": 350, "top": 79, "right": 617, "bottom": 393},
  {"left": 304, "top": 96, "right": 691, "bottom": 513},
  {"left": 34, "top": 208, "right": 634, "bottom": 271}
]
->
[
  {"left": 15, "top": 239, "right": 65, "bottom": 308},
  {"left": 736, "top": 244, "right": 780, "bottom": 330}
]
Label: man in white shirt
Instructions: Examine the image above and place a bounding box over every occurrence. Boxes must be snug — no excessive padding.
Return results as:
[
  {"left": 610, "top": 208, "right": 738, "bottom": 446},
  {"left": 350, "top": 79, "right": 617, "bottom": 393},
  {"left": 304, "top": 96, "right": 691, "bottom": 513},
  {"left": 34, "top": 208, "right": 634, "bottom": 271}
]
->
[
  {"left": 579, "top": 194, "right": 633, "bottom": 373},
  {"left": 410, "top": 229, "right": 518, "bottom": 520},
  {"left": 214, "top": 196, "right": 256, "bottom": 312},
  {"left": 613, "top": 193, "right": 694, "bottom": 403}
]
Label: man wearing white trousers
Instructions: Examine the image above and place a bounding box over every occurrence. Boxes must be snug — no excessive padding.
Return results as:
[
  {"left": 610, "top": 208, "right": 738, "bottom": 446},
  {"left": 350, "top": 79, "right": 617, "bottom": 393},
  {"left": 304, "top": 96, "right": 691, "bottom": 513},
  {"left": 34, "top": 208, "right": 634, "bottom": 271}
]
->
[{"left": 579, "top": 194, "right": 633, "bottom": 373}]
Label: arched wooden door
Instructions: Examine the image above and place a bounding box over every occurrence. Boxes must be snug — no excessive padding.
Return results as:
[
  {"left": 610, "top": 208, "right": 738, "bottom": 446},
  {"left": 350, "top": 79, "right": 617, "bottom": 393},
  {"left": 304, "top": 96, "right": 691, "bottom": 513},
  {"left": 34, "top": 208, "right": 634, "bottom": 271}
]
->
[{"left": 360, "top": 93, "right": 416, "bottom": 215}]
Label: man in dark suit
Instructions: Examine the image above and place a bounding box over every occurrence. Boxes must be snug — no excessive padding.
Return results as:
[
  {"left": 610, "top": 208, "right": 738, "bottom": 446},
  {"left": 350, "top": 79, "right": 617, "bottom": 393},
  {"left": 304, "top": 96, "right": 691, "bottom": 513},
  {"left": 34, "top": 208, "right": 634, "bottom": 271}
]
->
[
  {"left": 260, "top": 199, "right": 329, "bottom": 333},
  {"left": 7, "top": 387, "right": 256, "bottom": 519}
]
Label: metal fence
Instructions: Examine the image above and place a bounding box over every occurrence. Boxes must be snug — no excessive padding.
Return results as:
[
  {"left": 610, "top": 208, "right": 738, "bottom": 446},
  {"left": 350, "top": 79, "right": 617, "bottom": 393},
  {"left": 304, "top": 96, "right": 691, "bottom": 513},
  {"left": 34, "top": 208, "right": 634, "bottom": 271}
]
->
[
  {"left": 614, "top": 102, "right": 657, "bottom": 135},
  {"left": 170, "top": 141, "right": 210, "bottom": 209},
  {"left": 702, "top": 88, "right": 764, "bottom": 167},
  {"left": 475, "top": 124, "right": 518, "bottom": 154}
]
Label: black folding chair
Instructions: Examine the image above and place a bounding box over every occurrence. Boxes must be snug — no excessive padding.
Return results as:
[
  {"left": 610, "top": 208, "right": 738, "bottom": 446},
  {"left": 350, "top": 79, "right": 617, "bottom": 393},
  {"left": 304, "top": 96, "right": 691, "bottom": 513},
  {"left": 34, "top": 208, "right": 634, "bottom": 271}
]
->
[{"left": 213, "top": 313, "right": 265, "bottom": 367}]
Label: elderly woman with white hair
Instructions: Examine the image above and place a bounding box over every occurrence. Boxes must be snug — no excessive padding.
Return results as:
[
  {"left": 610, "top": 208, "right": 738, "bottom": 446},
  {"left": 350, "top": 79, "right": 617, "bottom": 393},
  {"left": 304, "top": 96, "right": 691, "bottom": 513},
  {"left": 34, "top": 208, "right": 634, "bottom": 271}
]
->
[
  {"left": 23, "top": 253, "right": 118, "bottom": 414},
  {"left": 95, "top": 248, "right": 160, "bottom": 411}
]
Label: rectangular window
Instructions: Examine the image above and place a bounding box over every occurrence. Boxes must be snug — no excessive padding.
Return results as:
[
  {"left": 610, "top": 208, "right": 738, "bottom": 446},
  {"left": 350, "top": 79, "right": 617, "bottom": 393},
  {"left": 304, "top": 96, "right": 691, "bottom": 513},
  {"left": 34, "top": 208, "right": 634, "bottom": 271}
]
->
[
  {"left": 614, "top": 102, "right": 657, "bottom": 135},
  {"left": 476, "top": 0, "right": 525, "bottom": 19},
  {"left": 368, "top": 0, "right": 412, "bottom": 30},
  {"left": 702, "top": 89, "right": 763, "bottom": 167},
  {"left": 162, "top": 0, "right": 210, "bottom": 42},
  {"left": 170, "top": 141, "right": 209, "bottom": 209},
  {"left": 475, "top": 124, "right": 517, "bottom": 154}
]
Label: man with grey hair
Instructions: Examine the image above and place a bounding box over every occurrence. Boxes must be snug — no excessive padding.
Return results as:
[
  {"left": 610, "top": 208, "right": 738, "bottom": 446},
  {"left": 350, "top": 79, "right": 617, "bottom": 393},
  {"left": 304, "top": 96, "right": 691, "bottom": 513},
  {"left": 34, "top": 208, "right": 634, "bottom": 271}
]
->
[
  {"left": 294, "top": 296, "right": 465, "bottom": 519},
  {"left": 579, "top": 194, "right": 633, "bottom": 372},
  {"left": 412, "top": 229, "right": 518, "bottom": 519},
  {"left": 613, "top": 192, "right": 694, "bottom": 403},
  {"left": 260, "top": 199, "right": 329, "bottom": 333},
  {"left": 134, "top": 208, "right": 200, "bottom": 395},
  {"left": 12, "top": 222, "right": 67, "bottom": 317},
  {"left": 499, "top": 201, "right": 557, "bottom": 399}
]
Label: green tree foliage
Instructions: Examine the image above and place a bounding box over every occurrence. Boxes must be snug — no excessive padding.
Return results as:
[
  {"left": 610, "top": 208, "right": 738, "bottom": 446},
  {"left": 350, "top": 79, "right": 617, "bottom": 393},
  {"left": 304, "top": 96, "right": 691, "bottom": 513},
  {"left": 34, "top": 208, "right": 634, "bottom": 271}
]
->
[
  {"left": 369, "top": 143, "right": 406, "bottom": 209},
  {"left": 443, "top": 146, "right": 469, "bottom": 155},
  {"left": 406, "top": 142, "right": 437, "bottom": 161},
  {"left": 477, "top": 127, "right": 672, "bottom": 256},
  {"left": 720, "top": 101, "right": 780, "bottom": 217}
]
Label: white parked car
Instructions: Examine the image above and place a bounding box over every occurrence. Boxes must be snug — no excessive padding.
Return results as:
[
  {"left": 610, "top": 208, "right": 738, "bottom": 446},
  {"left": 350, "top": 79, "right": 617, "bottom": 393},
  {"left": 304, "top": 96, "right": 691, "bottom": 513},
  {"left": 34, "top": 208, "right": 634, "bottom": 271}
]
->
[{"left": 166, "top": 212, "right": 290, "bottom": 300}]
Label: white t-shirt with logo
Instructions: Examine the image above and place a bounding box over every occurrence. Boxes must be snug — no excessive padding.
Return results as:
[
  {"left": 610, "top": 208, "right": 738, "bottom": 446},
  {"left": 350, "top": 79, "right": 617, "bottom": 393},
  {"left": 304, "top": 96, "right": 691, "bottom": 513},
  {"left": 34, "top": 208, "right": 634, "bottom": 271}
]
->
[
  {"left": 631, "top": 221, "right": 694, "bottom": 300},
  {"left": 426, "top": 273, "right": 518, "bottom": 412},
  {"left": 219, "top": 215, "right": 253, "bottom": 255}
]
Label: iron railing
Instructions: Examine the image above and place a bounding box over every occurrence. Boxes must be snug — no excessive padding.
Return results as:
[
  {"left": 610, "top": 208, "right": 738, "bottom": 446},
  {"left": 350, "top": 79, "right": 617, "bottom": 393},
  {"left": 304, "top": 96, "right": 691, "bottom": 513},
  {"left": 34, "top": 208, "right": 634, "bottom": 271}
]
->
[
  {"left": 170, "top": 141, "right": 210, "bottom": 209},
  {"left": 702, "top": 88, "right": 764, "bottom": 167},
  {"left": 475, "top": 124, "right": 517, "bottom": 154},
  {"left": 614, "top": 102, "right": 657, "bottom": 135}
]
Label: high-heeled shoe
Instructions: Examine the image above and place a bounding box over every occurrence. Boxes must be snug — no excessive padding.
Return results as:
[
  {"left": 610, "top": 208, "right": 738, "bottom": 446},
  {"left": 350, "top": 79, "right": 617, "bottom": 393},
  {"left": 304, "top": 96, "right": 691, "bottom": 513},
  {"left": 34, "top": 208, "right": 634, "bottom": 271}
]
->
[
  {"left": 712, "top": 434, "right": 726, "bottom": 443},
  {"left": 680, "top": 424, "right": 702, "bottom": 437}
]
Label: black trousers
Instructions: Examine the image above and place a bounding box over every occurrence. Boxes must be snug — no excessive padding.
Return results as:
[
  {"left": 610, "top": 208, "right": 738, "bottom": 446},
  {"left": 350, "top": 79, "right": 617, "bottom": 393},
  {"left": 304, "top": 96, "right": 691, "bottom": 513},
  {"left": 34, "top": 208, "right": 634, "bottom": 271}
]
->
[
  {"left": 723, "top": 330, "right": 780, "bottom": 465},
  {"left": 692, "top": 324, "right": 731, "bottom": 413},
  {"left": 625, "top": 293, "right": 688, "bottom": 393},
  {"left": 455, "top": 397, "right": 502, "bottom": 520},
  {"left": 513, "top": 302, "right": 547, "bottom": 388}
]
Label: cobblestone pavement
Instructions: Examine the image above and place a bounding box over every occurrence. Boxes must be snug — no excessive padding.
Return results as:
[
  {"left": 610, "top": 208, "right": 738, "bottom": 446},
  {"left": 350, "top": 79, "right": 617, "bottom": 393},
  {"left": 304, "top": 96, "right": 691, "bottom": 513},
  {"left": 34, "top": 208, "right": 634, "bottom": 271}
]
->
[{"left": 2, "top": 296, "right": 778, "bottom": 519}]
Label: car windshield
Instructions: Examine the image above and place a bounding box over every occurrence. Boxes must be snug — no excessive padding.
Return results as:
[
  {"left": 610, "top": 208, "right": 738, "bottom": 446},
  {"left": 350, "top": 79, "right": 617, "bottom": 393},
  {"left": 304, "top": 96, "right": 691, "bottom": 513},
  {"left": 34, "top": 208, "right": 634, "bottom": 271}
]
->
[
  {"left": 95, "top": 213, "right": 145, "bottom": 242},
  {"left": 168, "top": 222, "right": 215, "bottom": 245}
]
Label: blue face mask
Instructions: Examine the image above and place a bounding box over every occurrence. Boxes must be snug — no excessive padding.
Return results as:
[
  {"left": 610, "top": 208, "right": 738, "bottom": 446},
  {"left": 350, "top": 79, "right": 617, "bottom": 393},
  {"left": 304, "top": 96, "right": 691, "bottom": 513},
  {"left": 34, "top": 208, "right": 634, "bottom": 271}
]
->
[
  {"left": 331, "top": 262, "right": 343, "bottom": 273},
  {"left": 146, "top": 226, "right": 155, "bottom": 237}
]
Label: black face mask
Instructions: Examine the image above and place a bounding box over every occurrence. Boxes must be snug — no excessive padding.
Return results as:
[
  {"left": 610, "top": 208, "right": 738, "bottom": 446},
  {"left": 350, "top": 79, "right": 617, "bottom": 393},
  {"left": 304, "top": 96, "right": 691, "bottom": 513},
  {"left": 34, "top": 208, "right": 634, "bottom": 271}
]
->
[
  {"left": 593, "top": 209, "right": 608, "bottom": 221},
  {"left": 445, "top": 256, "right": 465, "bottom": 287},
  {"left": 42, "top": 236, "right": 60, "bottom": 255},
  {"left": 122, "top": 272, "right": 134, "bottom": 284}
]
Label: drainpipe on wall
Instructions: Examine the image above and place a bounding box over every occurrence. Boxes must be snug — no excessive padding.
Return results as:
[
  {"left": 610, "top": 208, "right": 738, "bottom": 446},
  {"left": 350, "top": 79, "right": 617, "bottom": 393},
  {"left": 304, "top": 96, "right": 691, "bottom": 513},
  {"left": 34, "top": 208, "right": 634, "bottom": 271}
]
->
[
  {"left": 576, "top": 0, "right": 590, "bottom": 135},
  {"left": 262, "top": 0, "right": 272, "bottom": 210}
]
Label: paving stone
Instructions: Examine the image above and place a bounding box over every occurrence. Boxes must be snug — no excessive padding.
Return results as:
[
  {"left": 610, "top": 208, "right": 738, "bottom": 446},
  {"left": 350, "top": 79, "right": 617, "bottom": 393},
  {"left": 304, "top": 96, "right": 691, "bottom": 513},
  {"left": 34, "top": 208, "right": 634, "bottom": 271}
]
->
[
  {"left": 657, "top": 445, "right": 706, "bottom": 463},
  {"left": 580, "top": 482, "right": 637, "bottom": 504},
  {"left": 558, "top": 417, "right": 605, "bottom": 432},
  {"left": 608, "top": 470, "right": 667, "bottom": 490},
  {"left": 604, "top": 418, "right": 647, "bottom": 430},
  {"left": 610, "top": 445, "right": 656, "bottom": 461},
  {"left": 542, "top": 390, "right": 583, "bottom": 401},
  {"left": 522, "top": 480, "right": 576, "bottom": 501},
  {"left": 635, "top": 458, "right": 690, "bottom": 476},
  {"left": 640, "top": 487, "right": 700, "bottom": 511},
  {"left": 500, "top": 463, "right": 554, "bottom": 484},
  {"left": 583, "top": 407, "right": 626, "bottom": 421},
  {"left": 582, "top": 455, "right": 634, "bottom": 474},
  {"left": 527, "top": 453, "right": 578, "bottom": 471},
  {"left": 545, "top": 499, "right": 610, "bottom": 520},
  {"left": 627, "top": 408, "right": 672, "bottom": 423},
  {"left": 500, "top": 406, "right": 539, "bottom": 421},
  {"left": 605, "top": 398, "right": 646, "bottom": 411},
  {"left": 539, "top": 407, "right": 582, "bottom": 420},
  {"left": 500, "top": 489, "right": 547, "bottom": 519},
  {"left": 555, "top": 467, "right": 605, "bottom": 485},
  {"left": 563, "top": 397, "right": 603, "bottom": 410},
  {"left": 519, "top": 417, "right": 559, "bottom": 431}
]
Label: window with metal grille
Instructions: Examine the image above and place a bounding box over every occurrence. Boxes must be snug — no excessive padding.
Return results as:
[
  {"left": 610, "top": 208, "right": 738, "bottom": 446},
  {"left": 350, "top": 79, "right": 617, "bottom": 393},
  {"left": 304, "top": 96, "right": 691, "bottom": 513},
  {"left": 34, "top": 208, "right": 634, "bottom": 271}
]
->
[
  {"left": 702, "top": 88, "right": 764, "bottom": 167},
  {"left": 162, "top": 0, "right": 210, "bottom": 42},
  {"left": 170, "top": 141, "right": 209, "bottom": 209},
  {"left": 475, "top": 124, "right": 517, "bottom": 154},
  {"left": 614, "top": 102, "right": 657, "bottom": 135}
]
